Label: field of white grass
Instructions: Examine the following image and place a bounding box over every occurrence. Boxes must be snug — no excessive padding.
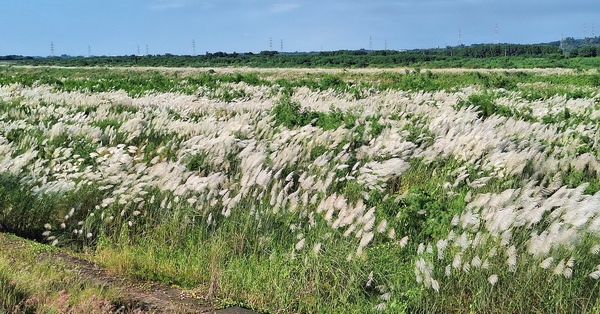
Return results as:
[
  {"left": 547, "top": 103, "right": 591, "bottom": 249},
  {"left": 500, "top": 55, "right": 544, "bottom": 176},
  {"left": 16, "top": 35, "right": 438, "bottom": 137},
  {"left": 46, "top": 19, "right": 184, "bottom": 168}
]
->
[{"left": 0, "top": 66, "right": 599, "bottom": 312}]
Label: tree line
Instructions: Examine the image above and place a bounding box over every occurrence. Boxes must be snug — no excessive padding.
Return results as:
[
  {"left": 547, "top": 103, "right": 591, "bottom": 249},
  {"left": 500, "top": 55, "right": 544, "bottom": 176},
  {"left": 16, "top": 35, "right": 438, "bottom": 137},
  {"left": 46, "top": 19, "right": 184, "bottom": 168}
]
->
[{"left": 7, "top": 44, "right": 598, "bottom": 68}]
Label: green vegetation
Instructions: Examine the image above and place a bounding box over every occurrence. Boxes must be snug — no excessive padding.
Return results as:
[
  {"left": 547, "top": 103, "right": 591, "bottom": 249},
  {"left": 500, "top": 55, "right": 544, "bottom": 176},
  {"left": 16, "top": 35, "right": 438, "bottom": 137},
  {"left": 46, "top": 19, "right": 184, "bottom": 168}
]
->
[
  {"left": 1, "top": 66, "right": 600, "bottom": 312},
  {"left": 7, "top": 42, "right": 600, "bottom": 69},
  {"left": 0, "top": 234, "right": 121, "bottom": 313}
]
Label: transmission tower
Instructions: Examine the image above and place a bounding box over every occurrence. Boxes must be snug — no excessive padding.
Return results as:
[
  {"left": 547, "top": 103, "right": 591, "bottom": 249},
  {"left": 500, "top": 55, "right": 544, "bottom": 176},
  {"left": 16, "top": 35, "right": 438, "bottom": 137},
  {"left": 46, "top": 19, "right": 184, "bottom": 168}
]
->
[
  {"left": 50, "top": 42, "right": 55, "bottom": 57},
  {"left": 369, "top": 36, "right": 372, "bottom": 50},
  {"left": 593, "top": 24, "right": 596, "bottom": 37},
  {"left": 269, "top": 37, "right": 273, "bottom": 51},
  {"left": 560, "top": 34, "right": 565, "bottom": 55},
  {"left": 495, "top": 24, "right": 499, "bottom": 44},
  {"left": 88, "top": 45, "right": 91, "bottom": 58},
  {"left": 457, "top": 29, "right": 463, "bottom": 46},
  {"left": 583, "top": 24, "right": 587, "bottom": 38},
  {"left": 192, "top": 40, "right": 196, "bottom": 56},
  {"left": 146, "top": 45, "right": 149, "bottom": 55},
  {"left": 280, "top": 39, "right": 283, "bottom": 52},
  {"left": 137, "top": 45, "right": 140, "bottom": 56},
  {"left": 384, "top": 39, "right": 387, "bottom": 50}
]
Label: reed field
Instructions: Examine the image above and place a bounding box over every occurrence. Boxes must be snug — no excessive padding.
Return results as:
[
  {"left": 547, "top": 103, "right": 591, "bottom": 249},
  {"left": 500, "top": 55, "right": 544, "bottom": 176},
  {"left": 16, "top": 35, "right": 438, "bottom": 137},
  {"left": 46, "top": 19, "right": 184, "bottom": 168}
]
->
[{"left": 1, "top": 65, "right": 600, "bottom": 312}]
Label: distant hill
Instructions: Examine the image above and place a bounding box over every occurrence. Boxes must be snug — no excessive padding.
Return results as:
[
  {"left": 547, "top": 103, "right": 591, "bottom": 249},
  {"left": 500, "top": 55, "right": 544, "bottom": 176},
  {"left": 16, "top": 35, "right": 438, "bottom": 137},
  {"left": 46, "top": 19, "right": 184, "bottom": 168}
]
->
[{"left": 0, "top": 55, "right": 34, "bottom": 61}]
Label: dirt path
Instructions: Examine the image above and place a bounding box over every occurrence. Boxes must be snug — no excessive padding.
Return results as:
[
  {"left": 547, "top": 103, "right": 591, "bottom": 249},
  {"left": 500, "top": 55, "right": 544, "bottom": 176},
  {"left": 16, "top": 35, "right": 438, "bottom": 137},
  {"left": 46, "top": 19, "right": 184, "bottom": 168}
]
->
[{"left": 0, "top": 233, "right": 258, "bottom": 313}]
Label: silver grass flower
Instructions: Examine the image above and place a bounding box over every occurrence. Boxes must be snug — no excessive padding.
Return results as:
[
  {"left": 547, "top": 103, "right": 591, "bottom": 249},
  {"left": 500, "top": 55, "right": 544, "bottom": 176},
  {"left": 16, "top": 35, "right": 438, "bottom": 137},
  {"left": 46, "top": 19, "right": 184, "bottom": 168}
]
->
[
  {"left": 365, "top": 271, "right": 374, "bottom": 287},
  {"left": 452, "top": 252, "right": 462, "bottom": 269},
  {"left": 436, "top": 239, "right": 448, "bottom": 260},
  {"left": 417, "top": 243, "right": 425, "bottom": 255},
  {"left": 462, "top": 262, "right": 471, "bottom": 272},
  {"left": 563, "top": 268, "right": 573, "bottom": 279},
  {"left": 500, "top": 230, "right": 512, "bottom": 246},
  {"left": 431, "top": 279, "right": 440, "bottom": 292},
  {"left": 387, "top": 228, "right": 396, "bottom": 239},
  {"left": 488, "top": 274, "right": 498, "bottom": 285},
  {"left": 295, "top": 238, "right": 305, "bottom": 251},
  {"left": 553, "top": 259, "right": 566, "bottom": 276},
  {"left": 312, "top": 242, "right": 322, "bottom": 255},
  {"left": 451, "top": 214, "right": 460, "bottom": 226},
  {"left": 380, "top": 292, "right": 391, "bottom": 301},
  {"left": 455, "top": 232, "right": 471, "bottom": 249},
  {"left": 376, "top": 219, "right": 387, "bottom": 233},
  {"left": 399, "top": 236, "right": 409, "bottom": 248},
  {"left": 540, "top": 257, "right": 554, "bottom": 269},
  {"left": 362, "top": 217, "right": 375, "bottom": 232},
  {"left": 426, "top": 243, "right": 434, "bottom": 254},
  {"left": 471, "top": 256, "right": 482, "bottom": 268},
  {"left": 374, "top": 303, "right": 387, "bottom": 311},
  {"left": 481, "top": 258, "right": 490, "bottom": 269},
  {"left": 359, "top": 232, "right": 374, "bottom": 248}
]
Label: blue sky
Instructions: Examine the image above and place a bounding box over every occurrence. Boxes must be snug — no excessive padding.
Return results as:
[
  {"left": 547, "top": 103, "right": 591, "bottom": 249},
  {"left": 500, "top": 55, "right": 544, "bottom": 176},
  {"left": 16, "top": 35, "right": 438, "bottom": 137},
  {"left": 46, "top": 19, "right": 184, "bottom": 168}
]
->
[{"left": 1, "top": 0, "right": 597, "bottom": 56}]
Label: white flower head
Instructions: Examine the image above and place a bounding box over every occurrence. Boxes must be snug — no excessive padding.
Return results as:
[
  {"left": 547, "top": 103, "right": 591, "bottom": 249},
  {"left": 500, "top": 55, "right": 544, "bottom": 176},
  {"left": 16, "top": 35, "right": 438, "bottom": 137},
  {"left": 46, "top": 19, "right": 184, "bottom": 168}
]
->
[
  {"left": 488, "top": 274, "right": 498, "bottom": 285},
  {"left": 295, "top": 238, "right": 306, "bottom": 251}
]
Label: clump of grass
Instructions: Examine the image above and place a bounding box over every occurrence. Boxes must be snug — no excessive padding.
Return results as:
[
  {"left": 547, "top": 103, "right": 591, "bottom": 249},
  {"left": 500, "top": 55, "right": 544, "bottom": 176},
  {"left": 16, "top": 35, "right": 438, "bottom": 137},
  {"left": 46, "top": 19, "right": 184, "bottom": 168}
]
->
[{"left": 0, "top": 235, "right": 120, "bottom": 313}]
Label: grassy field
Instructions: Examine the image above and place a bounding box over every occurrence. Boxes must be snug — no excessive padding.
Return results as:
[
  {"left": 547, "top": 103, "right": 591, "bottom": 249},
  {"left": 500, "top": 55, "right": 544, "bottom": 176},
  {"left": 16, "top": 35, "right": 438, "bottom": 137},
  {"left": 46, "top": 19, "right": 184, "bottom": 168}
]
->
[{"left": 1, "top": 65, "right": 600, "bottom": 312}]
